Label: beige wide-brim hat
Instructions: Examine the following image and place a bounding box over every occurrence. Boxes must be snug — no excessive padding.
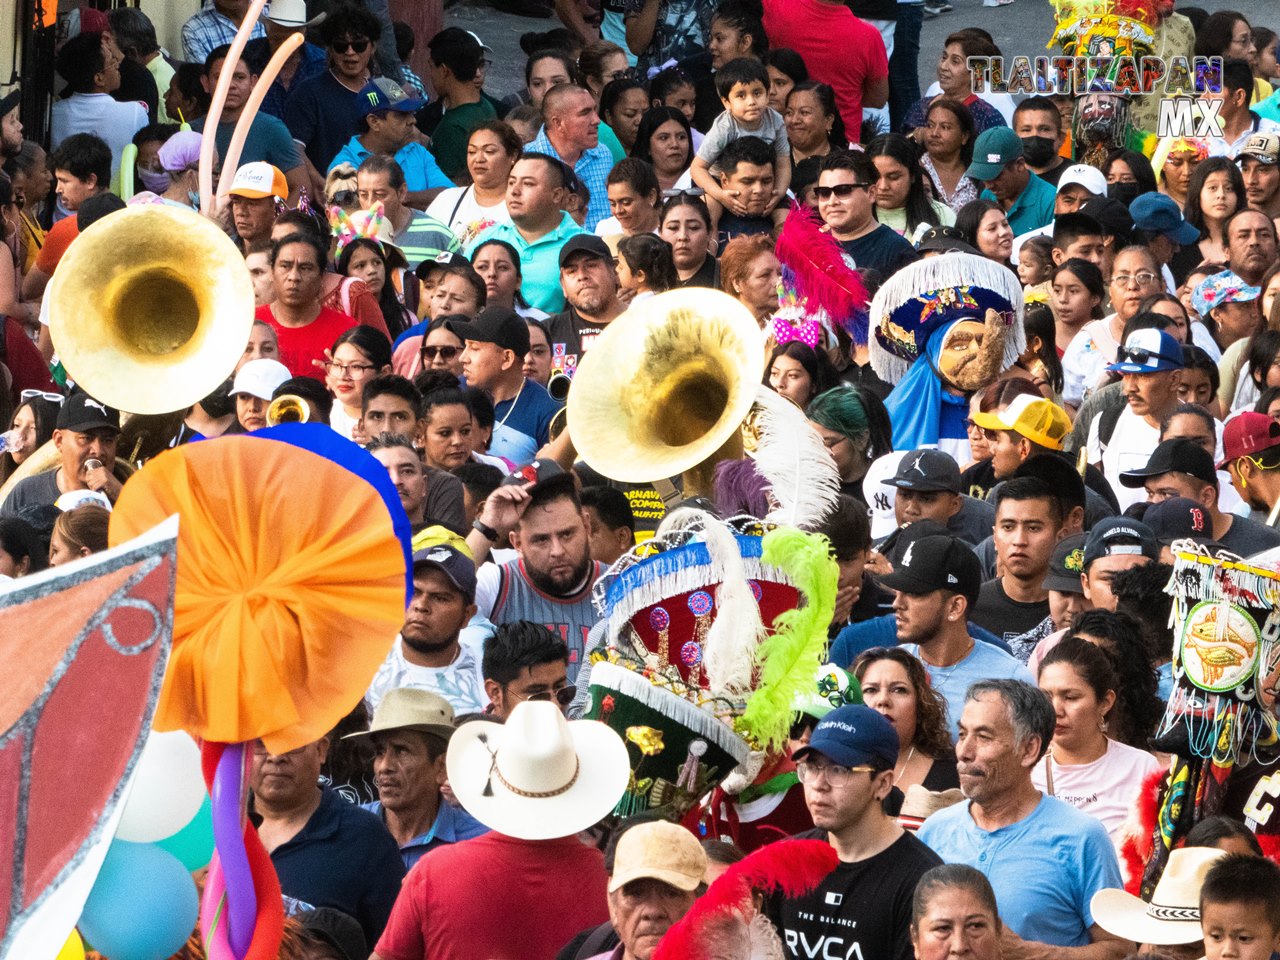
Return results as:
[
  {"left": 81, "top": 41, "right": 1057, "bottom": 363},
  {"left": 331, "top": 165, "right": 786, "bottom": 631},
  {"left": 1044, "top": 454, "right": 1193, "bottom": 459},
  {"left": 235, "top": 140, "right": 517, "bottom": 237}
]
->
[
  {"left": 343, "top": 687, "right": 457, "bottom": 744},
  {"left": 447, "top": 701, "right": 630, "bottom": 841},
  {"left": 1091, "top": 846, "right": 1227, "bottom": 945}
]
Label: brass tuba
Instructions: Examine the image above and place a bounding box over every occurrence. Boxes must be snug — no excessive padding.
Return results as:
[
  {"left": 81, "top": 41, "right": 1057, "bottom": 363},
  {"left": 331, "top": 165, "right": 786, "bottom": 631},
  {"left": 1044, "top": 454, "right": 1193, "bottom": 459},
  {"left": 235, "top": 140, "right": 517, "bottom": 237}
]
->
[
  {"left": 566, "top": 289, "right": 765, "bottom": 498},
  {"left": 266, "top": 394, "right": 311, "bottom": 426},
  {"left": 46, "top": 204, "right": 255, "bottom": 415}
]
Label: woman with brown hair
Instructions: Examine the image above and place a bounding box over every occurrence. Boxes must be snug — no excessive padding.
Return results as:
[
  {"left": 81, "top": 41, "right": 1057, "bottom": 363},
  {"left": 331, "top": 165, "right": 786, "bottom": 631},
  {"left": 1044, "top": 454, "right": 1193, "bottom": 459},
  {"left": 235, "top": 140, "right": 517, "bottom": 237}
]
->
[
  {"left": 718, "top": 233, "right": 780, "bottom": 327},
  {"left": 852, "top": 647, "right": 958, "bottom": 793},
  {"left": 48, "top": 505, "right": 111, "bottom": 567}
]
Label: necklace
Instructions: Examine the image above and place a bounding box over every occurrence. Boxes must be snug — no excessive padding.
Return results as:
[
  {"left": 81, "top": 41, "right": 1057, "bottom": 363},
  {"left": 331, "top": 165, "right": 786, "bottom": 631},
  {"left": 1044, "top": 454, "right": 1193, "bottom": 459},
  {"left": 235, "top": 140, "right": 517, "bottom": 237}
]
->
[
  {"left": 921, "top": 639, "right": 974, "bottom": 696},
  {"left": 330, "top": 67, "right": 369, "bottom": 93},
  {"left": 494, "top": 377, "right": 527, "bottom": 430},
  {"left": 893, "top": 744, "right": 918, "bottom": 785}
]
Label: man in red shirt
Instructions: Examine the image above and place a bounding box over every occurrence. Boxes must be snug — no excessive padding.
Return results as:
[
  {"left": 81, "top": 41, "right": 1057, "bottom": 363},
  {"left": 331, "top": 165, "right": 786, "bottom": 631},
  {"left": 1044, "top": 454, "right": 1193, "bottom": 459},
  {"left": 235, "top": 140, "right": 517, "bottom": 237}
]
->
[
  {"left": 761, "top": 0, "right": 888, "bottom": 142},
  {"left": 372, "top": 700, "right": 629, "bottom": 960},
  {"left": 256, "top": 232, "right": 357, "bottom": 380}
]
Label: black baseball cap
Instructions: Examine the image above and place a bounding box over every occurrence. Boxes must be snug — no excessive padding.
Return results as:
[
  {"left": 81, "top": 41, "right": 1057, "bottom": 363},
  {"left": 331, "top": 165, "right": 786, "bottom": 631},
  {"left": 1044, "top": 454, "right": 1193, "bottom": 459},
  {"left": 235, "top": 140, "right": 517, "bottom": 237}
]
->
[
  {"left": 1082, "top": 516, "right": 1159, "bottom": 568},
  {"left": 558, "top": 234, "right": 613, "bottom": 269},
  {"left": 1042, "top": 533, "right": 1086, "bottom": 594},
  {"left": 882, "top": 449, "right": 961, "bottom": 494},
  {"left": 1118, "top": 439, "right": 1217, "bottom": 489},
  {"left": 446, "top": 306, "right": 531, "bottom": 357},
  {"left": 296, "top": 908, "right": 366, "bottom": 960},
  {"left": 1141, "top": 496, "right": 1220, "bottom": 548},
  {"left": 915, "top": 225, "right": 979, "bottom": 256},
  {"left": 0, "top": 88, "right": 19, "bottom": 118},
  {"left": 57, "top": 393, "right": 121, "bottom": 433},
  {"left": 1077, "top": 196, "right": 1133, "bottom": 239},
  {"left": 879, "top": 534, "right": 982, "bottom": 608}
]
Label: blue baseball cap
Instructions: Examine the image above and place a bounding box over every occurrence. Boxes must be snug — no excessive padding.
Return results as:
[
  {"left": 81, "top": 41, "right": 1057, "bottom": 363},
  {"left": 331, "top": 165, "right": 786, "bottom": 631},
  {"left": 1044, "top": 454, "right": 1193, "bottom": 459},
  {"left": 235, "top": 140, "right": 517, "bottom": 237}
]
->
[
  {"left": 1129, "top": 192, "right": 1200, "bottom": 245},
  {"left": 792, "top": 705, "right": 899, "bottom": 768},
  {"left": 359, "top": 77, "right": 425, "bottom": 117},
  {"left": 1107, "top": 329, "right": 1184, "bottom": 375}
]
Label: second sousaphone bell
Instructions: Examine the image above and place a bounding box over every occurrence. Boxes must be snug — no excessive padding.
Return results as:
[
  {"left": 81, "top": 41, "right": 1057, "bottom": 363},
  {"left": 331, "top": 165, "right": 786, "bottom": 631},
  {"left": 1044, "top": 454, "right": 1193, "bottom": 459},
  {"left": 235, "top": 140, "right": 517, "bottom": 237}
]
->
[{"left": 567, "top": 288, "right": 765, "bottom": 494}]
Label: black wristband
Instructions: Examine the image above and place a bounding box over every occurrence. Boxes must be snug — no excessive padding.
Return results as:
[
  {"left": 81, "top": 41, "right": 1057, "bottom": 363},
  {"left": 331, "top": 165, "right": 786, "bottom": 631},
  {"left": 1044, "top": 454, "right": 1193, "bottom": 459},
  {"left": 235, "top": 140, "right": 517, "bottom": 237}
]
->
[{"left": 472, "top": 518, "right": 500, "bottom": 543}]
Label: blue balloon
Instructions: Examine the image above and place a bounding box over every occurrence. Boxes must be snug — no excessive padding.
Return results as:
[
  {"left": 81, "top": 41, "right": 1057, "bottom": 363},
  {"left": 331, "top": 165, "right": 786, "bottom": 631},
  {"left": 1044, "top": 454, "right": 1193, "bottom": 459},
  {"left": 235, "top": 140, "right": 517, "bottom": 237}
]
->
[
  {"left": 80, "top": 840, "right": 199, "bottom": 960},
  {"left": 155, "top": 795, "right": 215, "bottom": 871}
]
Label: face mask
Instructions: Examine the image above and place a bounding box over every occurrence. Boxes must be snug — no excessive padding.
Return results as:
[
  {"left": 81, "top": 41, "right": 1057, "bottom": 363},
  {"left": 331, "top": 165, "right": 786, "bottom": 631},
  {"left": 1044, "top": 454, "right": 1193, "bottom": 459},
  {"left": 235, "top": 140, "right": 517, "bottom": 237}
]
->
[
  {"left": 1109, "top": 182, "right": 1141, "bottom": 207},
  {"left": 188, "top": 190, "right": 202, "bottom": 210},
  {"left": 138, "top": 166, "right": 170, "bottom": 194},
  {"left": 1020, "top": 136, "right": 1058, "bottom": 167}
]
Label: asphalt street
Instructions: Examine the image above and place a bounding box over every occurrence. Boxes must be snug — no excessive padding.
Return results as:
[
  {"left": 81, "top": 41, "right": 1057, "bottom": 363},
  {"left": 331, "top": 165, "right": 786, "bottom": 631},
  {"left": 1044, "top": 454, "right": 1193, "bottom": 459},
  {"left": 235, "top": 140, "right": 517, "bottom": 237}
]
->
[{"left": 444, "top": 0, "right": 1256, "bottom": 108}]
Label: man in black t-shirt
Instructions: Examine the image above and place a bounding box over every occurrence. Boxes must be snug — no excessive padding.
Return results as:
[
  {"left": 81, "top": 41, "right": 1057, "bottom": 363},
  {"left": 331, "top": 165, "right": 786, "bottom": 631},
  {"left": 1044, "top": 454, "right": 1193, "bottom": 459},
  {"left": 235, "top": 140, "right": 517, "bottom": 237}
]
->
[
  {"left": 817, "top": 150, "right": 918, "bottom": 277},
  {"left": 970, "top": 476, "right": 1062, "bottom": 662},
  {"left": 769, "top": 705, "right": 942, "bottom": 960},
  {"left": 544, "top": 236, "right": 624, "bottom": 377}
]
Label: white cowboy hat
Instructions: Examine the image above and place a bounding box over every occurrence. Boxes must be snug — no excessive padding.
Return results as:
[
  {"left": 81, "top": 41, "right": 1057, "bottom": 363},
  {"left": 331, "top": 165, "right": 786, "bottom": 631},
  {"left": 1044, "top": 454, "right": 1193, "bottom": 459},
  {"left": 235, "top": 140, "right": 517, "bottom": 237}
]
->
[
  {"left": 261, "top": 0, "right": 326, "bottom": 28},
  {"left": 446, "top": 701, "right": 629, "bottom": 840},
  {"left": 1091, "top": 846, "right": 1227, "bottom": 945}
]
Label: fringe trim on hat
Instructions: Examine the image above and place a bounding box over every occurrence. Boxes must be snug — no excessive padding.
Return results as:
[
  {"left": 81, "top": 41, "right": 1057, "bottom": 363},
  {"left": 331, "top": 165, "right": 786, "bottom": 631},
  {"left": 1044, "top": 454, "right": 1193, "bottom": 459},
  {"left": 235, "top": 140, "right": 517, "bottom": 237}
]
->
[
  {"left": 868, "top": 254, "right": 1025, "bottom": 383},
  {"left": 589, "top": 661, "right": 751, "bottom": 765}
]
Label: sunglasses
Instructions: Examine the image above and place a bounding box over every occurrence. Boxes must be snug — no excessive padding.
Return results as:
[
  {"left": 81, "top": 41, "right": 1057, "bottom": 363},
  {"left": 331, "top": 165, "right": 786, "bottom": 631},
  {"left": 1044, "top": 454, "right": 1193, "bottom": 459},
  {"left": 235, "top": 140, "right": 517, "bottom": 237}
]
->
[
  {"left": 662, "top": 188, "right": 706, "bottom": 199},
  {"left": 813, "top": 183, "right": 870, "bottom": 200},
  {"left": 421, "top": 345, "right": 461, "bottom": 362},
  {"left": 331, "top": 38, "right": 370, "bottom": 54},
  {"left": 511, "top": 683, "right": 577, "bottom": 707},
  {"left": 1117, "top": 347, "right": 1178, "bottom": 366},
  {"left": 21, "top": 389, "right": 65, "bottom": 404}
]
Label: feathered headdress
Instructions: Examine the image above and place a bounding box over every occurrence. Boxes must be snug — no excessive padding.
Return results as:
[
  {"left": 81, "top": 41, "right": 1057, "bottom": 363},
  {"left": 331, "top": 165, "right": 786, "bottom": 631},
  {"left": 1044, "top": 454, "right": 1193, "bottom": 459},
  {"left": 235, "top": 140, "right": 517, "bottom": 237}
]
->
[
  {"left": 653, "top": 840, "right": 840, "bottom": 960},
  {"left": 1049, "top": 0, "right": 1158, "bottom": 59},
  {"left": 774, "top": 205, "right": 870, "bottom": 345}
]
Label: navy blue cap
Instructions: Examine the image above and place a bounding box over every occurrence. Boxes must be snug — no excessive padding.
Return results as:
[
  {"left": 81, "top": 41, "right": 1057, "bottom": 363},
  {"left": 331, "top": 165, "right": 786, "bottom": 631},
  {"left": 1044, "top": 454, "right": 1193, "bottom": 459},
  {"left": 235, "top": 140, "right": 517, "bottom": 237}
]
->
[
  {"left": 412, "top": 544, "right": 477, "bottom": 603},
  {"left": 792, "top": 704, "right": 899, "bottom": 768},
  {"left": 1129, "top": 192, "right": 1200, "bottom": 245},
  {"left": 1082, "top": 516, "right": 1159, "bottom": 568}
]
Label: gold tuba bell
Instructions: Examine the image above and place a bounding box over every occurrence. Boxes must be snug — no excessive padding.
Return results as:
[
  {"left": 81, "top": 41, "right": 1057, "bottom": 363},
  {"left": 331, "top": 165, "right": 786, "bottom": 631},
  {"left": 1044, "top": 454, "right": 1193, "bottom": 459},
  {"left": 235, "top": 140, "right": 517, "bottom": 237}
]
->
[
  {"left": 567, "top": 288, "right": 765, "bottom": 498},
  {"left": 47, "top": 204, "right": 255, "bottom": 415},
  {"left": 266, "top": 394, "right": 311, "bottom": 426}
]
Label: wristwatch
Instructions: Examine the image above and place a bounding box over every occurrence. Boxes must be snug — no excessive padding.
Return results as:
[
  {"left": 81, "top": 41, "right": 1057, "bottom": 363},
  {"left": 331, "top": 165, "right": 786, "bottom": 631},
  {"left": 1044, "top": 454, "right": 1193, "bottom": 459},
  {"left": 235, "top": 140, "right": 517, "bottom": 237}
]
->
[{"left": 472, "top": 518, "right": 500, "bottom": 543}]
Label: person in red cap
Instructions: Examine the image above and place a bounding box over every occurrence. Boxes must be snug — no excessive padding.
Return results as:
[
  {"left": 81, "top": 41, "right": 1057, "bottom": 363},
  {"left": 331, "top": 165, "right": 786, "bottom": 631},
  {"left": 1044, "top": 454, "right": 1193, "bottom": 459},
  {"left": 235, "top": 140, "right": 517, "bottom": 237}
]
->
[{"left": 1220, "top": 412, "right": 1280, "bottom": 527}]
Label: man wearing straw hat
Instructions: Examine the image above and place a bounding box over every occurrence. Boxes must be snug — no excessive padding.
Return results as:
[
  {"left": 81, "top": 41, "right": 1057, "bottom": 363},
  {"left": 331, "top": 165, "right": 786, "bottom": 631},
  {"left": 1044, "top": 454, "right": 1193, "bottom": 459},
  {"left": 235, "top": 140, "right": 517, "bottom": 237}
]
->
[
  {"left": 349, "top": 688, "right": 487, "bottom": 870},
  {"left": 373, "top": 701, "right": 629, "bottom": 960}
]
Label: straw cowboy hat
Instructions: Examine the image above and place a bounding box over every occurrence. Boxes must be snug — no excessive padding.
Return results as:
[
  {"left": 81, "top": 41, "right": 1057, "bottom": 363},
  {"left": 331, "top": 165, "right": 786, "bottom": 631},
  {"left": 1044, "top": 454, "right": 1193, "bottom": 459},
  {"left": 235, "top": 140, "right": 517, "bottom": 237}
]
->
[
  {"left": 342, "top": 688, "right": 457, "bottom": 744},
  {"left": 446, "top": 701, "right": 629, "bottom": 840},
  {"left": 1091, "top": 847, "right": 1227, "bottom": 945}
]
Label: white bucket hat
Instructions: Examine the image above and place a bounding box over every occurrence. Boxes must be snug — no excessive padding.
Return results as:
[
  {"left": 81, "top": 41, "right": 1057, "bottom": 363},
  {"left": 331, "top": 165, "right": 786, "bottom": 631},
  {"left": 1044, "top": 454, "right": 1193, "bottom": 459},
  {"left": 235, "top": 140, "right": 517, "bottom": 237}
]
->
[
  {"left": 1091, "top": 846, "right": 1227, "bottom": 945},
  {"left": 446, "top": 701, "right": 629, "bottom": 841}
]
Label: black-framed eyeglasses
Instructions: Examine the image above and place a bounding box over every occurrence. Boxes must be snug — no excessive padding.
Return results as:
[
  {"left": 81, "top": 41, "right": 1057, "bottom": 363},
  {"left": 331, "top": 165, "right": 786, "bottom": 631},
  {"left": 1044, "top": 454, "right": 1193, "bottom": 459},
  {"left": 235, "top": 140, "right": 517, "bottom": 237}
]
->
[
  {"left": 421, "top": 345, "right": 460, "bottom": 362},
  {"left": 509, "top": 683, "right": 576, "bottom": 707},
  {"left": 331, "top": 38, "right": 371, "bottom": 54},
  {"left": 813, "top": 183, "right": 870, "bottom": 200}
]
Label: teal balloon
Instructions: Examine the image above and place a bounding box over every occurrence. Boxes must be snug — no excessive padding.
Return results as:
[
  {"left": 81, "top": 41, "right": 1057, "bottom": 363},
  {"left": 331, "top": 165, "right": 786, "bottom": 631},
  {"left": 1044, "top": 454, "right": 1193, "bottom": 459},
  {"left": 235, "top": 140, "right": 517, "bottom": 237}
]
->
[
  {"left": 155, "top": 795, "right": 214, "bottom": 870},
  {"left": 80, "top": 841, "right": 199, "bottom": 960}
]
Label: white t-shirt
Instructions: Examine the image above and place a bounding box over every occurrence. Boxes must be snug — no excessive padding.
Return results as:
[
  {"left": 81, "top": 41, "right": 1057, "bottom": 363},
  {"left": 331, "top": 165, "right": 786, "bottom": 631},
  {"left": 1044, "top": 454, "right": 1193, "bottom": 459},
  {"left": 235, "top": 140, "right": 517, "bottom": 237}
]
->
[
  {"left": 1030, "top": 740, "right": 1162, "bottom": 846},
  {"left": 426, "top": 186, "right": 511, "bottom": 249},
  {"left": 365, "top": 625, "right": 492, "bottom": 716},
  {"left": 1087, "top": 407, "right": 1160, "bottom": 511},
  {"left": 329, "top": 404, "right": 360, "bottom": 442},
  {"left": 1062, "top": 315, "right": 1122, "bottom": 407}
]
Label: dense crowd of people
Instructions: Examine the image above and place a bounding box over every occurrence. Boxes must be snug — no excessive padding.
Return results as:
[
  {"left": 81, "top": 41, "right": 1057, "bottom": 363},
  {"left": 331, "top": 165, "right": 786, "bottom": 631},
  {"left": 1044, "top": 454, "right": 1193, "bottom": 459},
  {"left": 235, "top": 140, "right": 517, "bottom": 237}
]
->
[{"left": 8, "top": 0, "right": 1280, "bottom": 958}]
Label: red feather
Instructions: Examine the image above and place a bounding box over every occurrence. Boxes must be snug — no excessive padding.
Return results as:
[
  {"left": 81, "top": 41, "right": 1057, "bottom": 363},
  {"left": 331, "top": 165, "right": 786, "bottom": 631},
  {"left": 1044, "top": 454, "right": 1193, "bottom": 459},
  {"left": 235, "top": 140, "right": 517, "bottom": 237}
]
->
[
  {"left": 654, "top": 839, "right": 838, "bottom": 960},
  {"left": 1120, "top": 767, "right": 1165, "bottom": 895},
  {"left": 774, "top": 205, "right": 870, "bottom": 322}
]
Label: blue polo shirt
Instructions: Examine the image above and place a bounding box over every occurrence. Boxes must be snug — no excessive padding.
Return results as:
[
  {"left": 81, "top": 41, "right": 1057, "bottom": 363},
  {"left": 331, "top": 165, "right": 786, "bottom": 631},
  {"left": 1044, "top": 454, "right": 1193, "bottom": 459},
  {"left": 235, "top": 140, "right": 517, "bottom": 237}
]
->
[
  {"left": 980, "top": 172, "right": 1056, "bottom": 236},
  {"left": 468, "top": 214, "right": 586, "bottom": 313},
  {"left": 329, "top": 137, "right": 453, "bottom": 193},
  {"left": 266, "top": 787, "right": 405, "bottom": 946},
  {"left": 361, "top": 798, "right": 489, "bottom": 870}
]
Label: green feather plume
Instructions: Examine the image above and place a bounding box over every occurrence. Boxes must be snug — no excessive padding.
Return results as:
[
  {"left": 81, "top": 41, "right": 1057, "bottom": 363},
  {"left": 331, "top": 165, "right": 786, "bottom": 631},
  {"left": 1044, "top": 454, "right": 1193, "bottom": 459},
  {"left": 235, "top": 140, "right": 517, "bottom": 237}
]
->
[{"left": 739, "top": 526, "right": 838, "bottom": 753}]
